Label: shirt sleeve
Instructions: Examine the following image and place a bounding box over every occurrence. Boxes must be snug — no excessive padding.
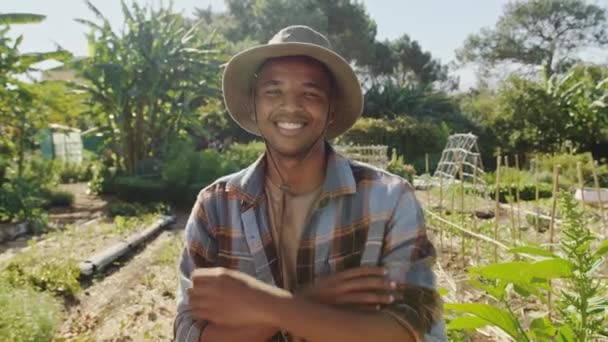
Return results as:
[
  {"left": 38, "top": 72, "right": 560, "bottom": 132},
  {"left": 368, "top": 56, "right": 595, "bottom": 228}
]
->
[
  {"left": 174, "top": 198, "right": 219, "bottom": 342},
  {"left": 380, "top": 183, "right": 447, "bottom": 341}
]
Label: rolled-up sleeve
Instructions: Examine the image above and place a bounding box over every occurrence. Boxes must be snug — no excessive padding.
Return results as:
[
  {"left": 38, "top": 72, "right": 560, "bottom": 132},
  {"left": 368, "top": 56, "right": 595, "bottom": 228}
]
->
[
  {"left": 174, "top": 199, "right": 218, "bottom": 342},
  {"left": 380, "top": 184, "right": 446, "bottom": 341}
]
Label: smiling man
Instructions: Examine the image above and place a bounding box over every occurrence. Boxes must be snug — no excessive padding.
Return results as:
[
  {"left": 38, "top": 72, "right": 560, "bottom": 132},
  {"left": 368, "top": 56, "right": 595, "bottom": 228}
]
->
[{"left": 174, "top": 25, "right": 446, "bottom": 341}]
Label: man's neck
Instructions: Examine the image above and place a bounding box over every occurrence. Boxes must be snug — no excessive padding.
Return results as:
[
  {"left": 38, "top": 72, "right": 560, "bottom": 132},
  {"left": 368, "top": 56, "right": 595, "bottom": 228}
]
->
[{"left": 266, "top": 141, "right": 327, "bottom": 195}]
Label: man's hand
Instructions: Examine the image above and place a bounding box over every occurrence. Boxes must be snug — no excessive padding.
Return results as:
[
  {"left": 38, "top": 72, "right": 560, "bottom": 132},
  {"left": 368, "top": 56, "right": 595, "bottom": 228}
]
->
[
  {"left": 188, "top": 267, "right": 291, "bottom": 327},
  {"left": 297, "top": 267, "right": 396, "bottom": 308}
]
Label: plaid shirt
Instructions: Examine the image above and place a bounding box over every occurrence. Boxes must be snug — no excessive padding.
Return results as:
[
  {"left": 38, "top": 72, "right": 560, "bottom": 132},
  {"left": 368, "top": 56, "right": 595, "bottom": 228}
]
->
[{"left": 174, "top": 145, "right": 446, "bottom": 341}]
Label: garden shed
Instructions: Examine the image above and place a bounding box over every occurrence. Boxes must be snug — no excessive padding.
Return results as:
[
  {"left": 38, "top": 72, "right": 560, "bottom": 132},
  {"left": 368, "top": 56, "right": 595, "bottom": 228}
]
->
[{"left": 39, "top": 123, "right": 84, "bottom": 164}]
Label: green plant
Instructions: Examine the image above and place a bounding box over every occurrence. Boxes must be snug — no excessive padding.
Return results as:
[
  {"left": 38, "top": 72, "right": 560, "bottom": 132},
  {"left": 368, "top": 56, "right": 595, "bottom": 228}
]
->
[
  {"left": 223, "top": 141, "right": 266, "bottom": 170},
  {"left": 1, "top": 252, "right": 81, "bottom": 297},
  {"left": 0, "top": 177, "right": 49, "bottom": 230},
  {"left": 107, "top": 201, "right": 169, "bottom": 217},
  {"left": 88, "top": 162, "right": 116, "bottom": 195},
  {"left": 446, "top": 192, "right": 608, "bottom": 341},
  {"left": 45, "top": 190, "right": 75, "bottom": 207},
  {"left": 56, "top": 161, "right": 96, "bottom": 184},
  {"left": 0, "top": 281, "right": 63, "bottom": 342},
  {"left": 386, "top": 148, "right": 416, "bottom": 183}
]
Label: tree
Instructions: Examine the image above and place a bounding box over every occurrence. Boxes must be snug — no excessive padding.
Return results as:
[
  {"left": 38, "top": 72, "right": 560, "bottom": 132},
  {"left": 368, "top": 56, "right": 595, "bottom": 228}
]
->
[
  {"left": 195, "top": 0, "right": 378, "bottom": 67},
  {"left": 75, "top": 1, "right": 226, "bottom": 173},
  {"left": 489, "top": 65, "right": 608, "bottom": 156},
  {"left": 0, "top": 13, "right": 71, "bottom": 178},
  {"left": 371, "top": 35, "right": 452, "bottom": 88},
  {"left": 457, "top": 0, "right": 608, "bottom": 77}
]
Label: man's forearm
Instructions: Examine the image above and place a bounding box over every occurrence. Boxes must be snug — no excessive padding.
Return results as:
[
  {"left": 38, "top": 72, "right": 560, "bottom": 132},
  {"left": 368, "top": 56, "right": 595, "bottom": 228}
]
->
[
  {"left": 266, "top": 295, "right": 418, "bottom": 342},
  {"left": 199, "top": 324, "right": 278, "bottom": 342}
]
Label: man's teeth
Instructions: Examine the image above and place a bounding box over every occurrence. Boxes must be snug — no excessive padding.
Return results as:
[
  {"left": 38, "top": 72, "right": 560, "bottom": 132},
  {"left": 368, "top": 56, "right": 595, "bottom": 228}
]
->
[{"left": 277, "top": 122, "right": 304, "bottom": 130}]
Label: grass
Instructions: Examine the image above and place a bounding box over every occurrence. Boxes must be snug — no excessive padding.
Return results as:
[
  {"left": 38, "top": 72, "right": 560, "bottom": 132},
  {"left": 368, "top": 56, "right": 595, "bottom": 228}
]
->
[
  {"left": 0, "top": 280, "right": 64, "bottom": 342},
  {"left": 154, "top": 235, "right": 183, "bottom": 266}
]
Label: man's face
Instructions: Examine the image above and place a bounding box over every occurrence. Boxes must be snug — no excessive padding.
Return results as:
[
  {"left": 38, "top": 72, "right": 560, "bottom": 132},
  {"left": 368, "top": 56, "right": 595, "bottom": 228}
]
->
[{"left": 254, "top": 56, "right": 333, "bottom": 158}]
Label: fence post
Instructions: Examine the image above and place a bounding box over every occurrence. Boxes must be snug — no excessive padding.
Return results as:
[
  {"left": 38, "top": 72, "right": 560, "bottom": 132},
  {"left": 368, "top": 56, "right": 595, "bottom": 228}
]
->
[{"left": 494, "top": 154, "right": 501, "bottom": 263}]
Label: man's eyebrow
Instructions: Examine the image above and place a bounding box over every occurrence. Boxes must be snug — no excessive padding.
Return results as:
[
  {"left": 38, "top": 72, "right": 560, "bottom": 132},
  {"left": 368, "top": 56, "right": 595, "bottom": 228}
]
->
[
  {"left": 302, "top": 81, "right": 325, "bottom": 90},
  {"left": 258, "top": 79, "right": 281, "bottom": 87}
]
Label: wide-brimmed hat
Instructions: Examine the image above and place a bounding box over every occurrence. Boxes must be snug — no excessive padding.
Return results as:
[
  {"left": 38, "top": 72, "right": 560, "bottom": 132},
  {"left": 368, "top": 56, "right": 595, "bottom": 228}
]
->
[{"left": 222, "top": 25, "right": 363, "bottom": 140}]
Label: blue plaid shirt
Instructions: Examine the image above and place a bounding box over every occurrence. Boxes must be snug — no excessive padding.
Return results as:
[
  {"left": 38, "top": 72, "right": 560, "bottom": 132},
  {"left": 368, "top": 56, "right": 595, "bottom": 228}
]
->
[{"left": 175, "top": 145, "right": 446, "bottom": 341}]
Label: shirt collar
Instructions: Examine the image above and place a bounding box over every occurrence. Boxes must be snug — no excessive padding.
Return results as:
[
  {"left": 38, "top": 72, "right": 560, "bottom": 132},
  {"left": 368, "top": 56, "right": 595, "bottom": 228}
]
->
[{"left": 225, "top": 143, "right": 357, "bottom": 205}]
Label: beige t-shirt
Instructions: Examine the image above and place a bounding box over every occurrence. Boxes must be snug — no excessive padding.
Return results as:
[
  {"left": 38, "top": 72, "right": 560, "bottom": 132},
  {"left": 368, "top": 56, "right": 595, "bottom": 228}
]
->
[{"left": 265, "top": 178, "right": 322, "bottom": 291}]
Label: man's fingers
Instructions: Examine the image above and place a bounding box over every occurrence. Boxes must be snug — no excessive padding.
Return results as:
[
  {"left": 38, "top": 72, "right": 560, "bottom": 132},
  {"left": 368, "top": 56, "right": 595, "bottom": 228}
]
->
[
  {"left": 333, "top": 267, "right": 387, "bottom": 281},
  {"left": 335, "top": 276, "right": 396, "bottom": 293},
  {"left": 333, "top": 292, "right": 394, "bottom": 305}
]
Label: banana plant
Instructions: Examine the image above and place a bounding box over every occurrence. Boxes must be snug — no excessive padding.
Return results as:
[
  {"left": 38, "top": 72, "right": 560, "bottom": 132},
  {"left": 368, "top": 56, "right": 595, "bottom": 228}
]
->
[{"left": 73, "top": 0, "right": 227, "bottom": 173}]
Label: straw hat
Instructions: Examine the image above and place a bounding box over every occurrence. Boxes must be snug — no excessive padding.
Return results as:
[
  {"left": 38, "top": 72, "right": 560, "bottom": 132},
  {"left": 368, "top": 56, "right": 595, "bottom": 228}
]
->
[{"left": 222, "top": 25, "right": 363, "bottom": 140}]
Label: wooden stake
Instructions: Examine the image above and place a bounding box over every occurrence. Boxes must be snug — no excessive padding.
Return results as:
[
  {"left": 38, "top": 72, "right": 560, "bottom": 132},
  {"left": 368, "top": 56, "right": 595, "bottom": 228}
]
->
[
  {"left": 548, "top": 164, "right": 561, "bottom": 320},
  {"left": 425, "top": 153, "right": 430, "bottom": 175},
  {"left": 425, "top": 153, "right": 431, "bottom": 210},
  {"left": 576, "top": 162, "right": 586, "bottom": 213},
  {"left": 514, "top": 154, "right": 522, "bottom": 240},
  {"left": 534, "top": 157, "right": 540, "bottom": 237},
  {"left": 504, "top": 155, "right": 517, "bottom": 241},
  {"left": 591, "top": 160, "right": 607, "bottom": 235},
  {"left": 460, "top": 160, "right": 466, "bottom": 268},
  {"left": 494, "top": 155, "right": 501, "bottom": 263},
  {"left": 473, "top": 155, "right": 479, "bottom": 262},
  {"left": 439, "top": 175, "right": 444, "bottom": 260},
  {"left": 450, "top": 176, "right": 456, "bottom": 254}
]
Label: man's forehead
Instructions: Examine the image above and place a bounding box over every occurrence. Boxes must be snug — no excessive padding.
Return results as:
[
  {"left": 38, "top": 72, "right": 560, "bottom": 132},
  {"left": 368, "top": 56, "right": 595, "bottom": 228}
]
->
[{"left": 256, "top": 55, "right": 332, "bottom": 80}]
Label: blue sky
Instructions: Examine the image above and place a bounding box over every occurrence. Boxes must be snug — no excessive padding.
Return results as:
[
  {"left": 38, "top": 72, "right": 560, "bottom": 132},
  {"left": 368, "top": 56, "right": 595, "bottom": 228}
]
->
[{"left": 2, "top": 0, "right": 608, "bottom": 89}]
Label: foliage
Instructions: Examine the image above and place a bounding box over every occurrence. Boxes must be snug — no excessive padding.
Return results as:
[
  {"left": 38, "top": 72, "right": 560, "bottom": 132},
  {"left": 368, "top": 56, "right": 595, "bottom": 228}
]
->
[
  {"left": 370, "top": 34, "right": 452, "bottom": 87},
  {"left": 202, "top": 0, "right": 377, "bottom": 66},
  {"left": 56, "top": 161, "right": 96, "bottom": 184},
  {"left": 535, "top": 152, "right": 608, "bottom": 188},
  {"left": 457, "top": 0, "right": 608, "bottom": 77},
  {"left": 1, "top": 252, "right": 81, "bottom": 297},
  {"left": 386, "top": 148, "right": 416, "bottom": 183},
  {"left": 88, "top": 161, "right": 116, "bottom": 195},
  {"left": 0, "top": 13, "right": 71, "bottom": 177},
  {"left": 44, "top": 190, "right": 74, "bottom": 207},
  {"left": 446, "top": 192, "right": 608, "bottom": 341},
  {"left": 0, "top": 177, "right": 49, "bottom": 230},
  {"left": 107, "top": 201, "right": 169, "bottom": 217},
  {"left": 223, "top": 141, "right": 266, "bottom": 169},
  {"left": 337, "top": 116, "right": 449, "bottom": 173},
  {"left": 75, "top": 0, "right": 226, "bottom": 173},
  {"left": 0, "top": 281, "right": 63, "bottom": 342},
  {"left": 489, "top": 66, "right": 608, "bottom": 155}
]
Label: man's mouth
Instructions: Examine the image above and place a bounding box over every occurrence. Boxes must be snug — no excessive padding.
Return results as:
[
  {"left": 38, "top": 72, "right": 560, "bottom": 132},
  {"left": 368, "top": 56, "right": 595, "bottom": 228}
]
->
[{"left": 276, "top": 121, "right": 306, "bottom": 130}]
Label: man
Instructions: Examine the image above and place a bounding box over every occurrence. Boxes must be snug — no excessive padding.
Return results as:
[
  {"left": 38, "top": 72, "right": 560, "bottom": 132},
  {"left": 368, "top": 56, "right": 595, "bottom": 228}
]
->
[{"left": 174, "top": 25, "right": 446, "bottom": 341}]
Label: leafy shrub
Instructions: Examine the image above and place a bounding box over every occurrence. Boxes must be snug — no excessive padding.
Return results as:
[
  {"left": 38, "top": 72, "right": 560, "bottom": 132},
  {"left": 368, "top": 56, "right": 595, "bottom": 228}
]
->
[
  {"left": 44, "top": 190, "right": 75, "bottom": 207},
  {"left": 107, "top": 201, "right": 169, "bottom": 217},
  {"left": 337, "top": 117, "right": 450, "bottom": 173},
  {"left": 1, "top": 253, "right": 81, "bottom": 297},
  {"left": 0, "top": 281, "right": 63, "bottom": 342},
  {"left": 56, "top": 162, "right": 96, "bottom": 184},
  {"left": 223, "top": 141, "right": 265, "bottom": 170},
  {"left": 535, "top": 152, "right": 608, "bottom": 188},
  {"left": 0, "top": 177, "right": 49, "bottom": 231},
  {"left": 487, "top": 183, "right": 553, "bottom": 203},
  {"left": 386, "top": 148, "right": 416, "bottom": 183},
  {"left": 88, "top": 163, "right": 116, "bottom": 195},
  {"left": 113, "top": 176, "right": 167, "bottom": 203}
]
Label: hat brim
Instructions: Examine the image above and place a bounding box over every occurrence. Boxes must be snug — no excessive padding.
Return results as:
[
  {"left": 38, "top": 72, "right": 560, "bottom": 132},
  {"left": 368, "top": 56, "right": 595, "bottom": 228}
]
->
[{"left": 222, "top": 42, "right": 363, "bottom": 140}]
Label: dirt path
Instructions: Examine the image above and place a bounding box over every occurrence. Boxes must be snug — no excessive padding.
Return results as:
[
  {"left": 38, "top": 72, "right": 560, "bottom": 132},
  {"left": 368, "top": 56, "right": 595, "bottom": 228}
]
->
[{"left": 55, "top": 210, "right": 188, "bottom": 342}]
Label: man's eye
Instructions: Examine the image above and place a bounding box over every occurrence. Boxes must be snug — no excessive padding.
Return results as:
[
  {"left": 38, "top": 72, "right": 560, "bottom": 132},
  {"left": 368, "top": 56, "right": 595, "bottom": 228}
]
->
[
  {"left": 305, "top": 92, "right": 320, "bottom": 98},
  {"left": 265, "top": 89, "right": 280, "bottom": 95}
]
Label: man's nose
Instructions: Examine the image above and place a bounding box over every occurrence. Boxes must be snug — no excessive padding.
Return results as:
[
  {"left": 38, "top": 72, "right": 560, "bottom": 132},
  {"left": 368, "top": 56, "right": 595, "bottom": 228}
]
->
[{"left": 280, "top": 92, "right": 303, "bottom": 112}]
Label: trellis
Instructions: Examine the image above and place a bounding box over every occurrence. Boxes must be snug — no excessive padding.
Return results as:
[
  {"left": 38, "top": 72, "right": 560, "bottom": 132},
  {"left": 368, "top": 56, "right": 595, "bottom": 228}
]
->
[
  {"left": 433, "top": 133, "right": 486, "bottom": 188},
  {"left": 334, "top": 145, "right": 389, "bottom": 169}
]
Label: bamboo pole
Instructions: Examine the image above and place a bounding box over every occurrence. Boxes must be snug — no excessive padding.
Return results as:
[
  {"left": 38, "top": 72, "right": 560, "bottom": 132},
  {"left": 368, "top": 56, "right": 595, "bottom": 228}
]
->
[
  {"left": 439, "top": 174, "right": 444, "bottom": 260},
  {"left": 514, "top": 154, "right": 522, "bottom": 241},
  {"left": 576, "top": 162, "right": 586, "bottom": 213},
  {"left": 591, "top": 160, "right": 607, "bottom": 235},
  {"left": 534, "top": 157, "right": 540, "bottom": 237},
  {"left": 450, "top": 174, "right": 456, "bottom": 254},
  {"left": 548, "top": 164, "right": 561, "bottom": 320},
  {"left": 494, "top": 155, "right": 501, "bottom": 263},
  {"left": 425, "top": 153, "right": 431, "bottom": 209},
  {"left": 460, "top": 160, "right": 466, "bottom": 268},
  {"left": 473, "top": 155, "right": 479, "bottom": 262},
  {"left": 504, "top": 155, "right": 517, "bottom": 241}
]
